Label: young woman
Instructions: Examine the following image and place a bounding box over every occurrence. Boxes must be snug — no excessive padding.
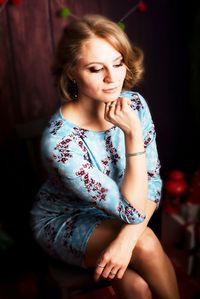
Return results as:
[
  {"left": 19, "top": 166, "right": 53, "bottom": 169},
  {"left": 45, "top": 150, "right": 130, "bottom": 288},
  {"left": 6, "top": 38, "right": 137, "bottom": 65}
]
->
[{"left": 30, "top": 14, "right": 180, "bottom": 299}]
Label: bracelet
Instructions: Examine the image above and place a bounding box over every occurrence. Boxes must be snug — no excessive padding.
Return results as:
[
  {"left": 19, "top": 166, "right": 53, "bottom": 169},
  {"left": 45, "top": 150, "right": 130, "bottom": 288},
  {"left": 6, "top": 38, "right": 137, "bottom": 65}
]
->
[{"left": 126, "top": 150, "right": 146, "bottom": 158}]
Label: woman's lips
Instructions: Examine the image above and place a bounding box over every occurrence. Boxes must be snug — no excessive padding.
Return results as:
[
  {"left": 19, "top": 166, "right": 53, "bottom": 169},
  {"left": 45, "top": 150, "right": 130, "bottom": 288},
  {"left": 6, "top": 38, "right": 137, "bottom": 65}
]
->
[{"left": 103, "top": 87, "right": 119, "bottom": 93}]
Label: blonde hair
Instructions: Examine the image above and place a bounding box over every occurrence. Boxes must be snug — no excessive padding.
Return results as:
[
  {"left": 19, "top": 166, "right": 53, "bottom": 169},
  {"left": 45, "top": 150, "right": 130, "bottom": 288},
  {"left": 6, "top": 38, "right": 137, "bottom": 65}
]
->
[{"left": 52, "top": 14, "right": 144, "bottom": 101}]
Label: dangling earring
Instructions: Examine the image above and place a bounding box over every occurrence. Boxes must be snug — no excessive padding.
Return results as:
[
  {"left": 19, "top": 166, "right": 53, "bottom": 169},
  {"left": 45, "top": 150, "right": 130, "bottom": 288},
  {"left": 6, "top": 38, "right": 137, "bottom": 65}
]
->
[
  {"left": 72, "top": 79, "right": 78, "bottom": 99},
  {"left": 68, "top": 78, "right": 78, "bottom": 100}
]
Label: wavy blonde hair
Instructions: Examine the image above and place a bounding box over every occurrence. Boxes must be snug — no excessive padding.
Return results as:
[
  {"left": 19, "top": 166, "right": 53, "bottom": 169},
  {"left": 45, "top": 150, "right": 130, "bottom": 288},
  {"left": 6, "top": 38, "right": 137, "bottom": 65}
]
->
[{"left": 52, "top": 14, "right": 144, "bottom": 101}]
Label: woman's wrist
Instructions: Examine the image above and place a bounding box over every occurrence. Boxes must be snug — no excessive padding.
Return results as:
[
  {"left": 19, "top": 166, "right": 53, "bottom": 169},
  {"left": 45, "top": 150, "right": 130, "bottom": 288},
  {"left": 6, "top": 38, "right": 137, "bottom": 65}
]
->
[
  {"left": 116, "top": 225, "right": 140, "bottom": 249},
  {"left": 126, "top": 150, "right": 146, "bottom": 158},
  {"left": 124, "top": 125, "right": 143, "bottom": 139},
  {"left": 125, "top": 132, "right": 144, "bottom": 153}
]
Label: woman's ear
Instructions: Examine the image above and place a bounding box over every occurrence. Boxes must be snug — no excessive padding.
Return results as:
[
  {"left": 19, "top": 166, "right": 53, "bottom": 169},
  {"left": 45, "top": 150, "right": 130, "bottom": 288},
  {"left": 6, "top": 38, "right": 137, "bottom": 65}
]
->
[
  {"left": 67, "top": 70, "right": 75, "bottom": 81},
  {"left": 67, "top": 74, "right": 73, "bottom": 81}
]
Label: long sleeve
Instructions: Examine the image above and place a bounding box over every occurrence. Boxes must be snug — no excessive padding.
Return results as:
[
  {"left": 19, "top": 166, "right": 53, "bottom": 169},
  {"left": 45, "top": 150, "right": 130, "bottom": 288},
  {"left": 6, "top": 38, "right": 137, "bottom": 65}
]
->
[{"left": 126, "top": 92, "right": 162, "bottom": 208}]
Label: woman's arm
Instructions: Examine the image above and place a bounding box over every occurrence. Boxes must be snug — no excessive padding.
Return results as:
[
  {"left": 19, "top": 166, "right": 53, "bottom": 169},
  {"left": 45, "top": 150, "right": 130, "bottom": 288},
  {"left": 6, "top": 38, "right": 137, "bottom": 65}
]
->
[
  {"left": 116, "top": 200, "right": 156, "bottom": 248},
  {"left": 95, "top": 92, "right": 162, "bottom": 280},
  {"left": 105, "top": 96, "right": 148, "bottom": 215},
  {"left": 121, "top": 130, "right": 148, "bottom": 214}
]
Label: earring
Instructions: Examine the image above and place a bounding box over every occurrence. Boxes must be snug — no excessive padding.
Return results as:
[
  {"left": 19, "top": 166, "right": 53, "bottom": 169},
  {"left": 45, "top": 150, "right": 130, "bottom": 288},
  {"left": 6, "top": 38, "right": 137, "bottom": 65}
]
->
[
  {"left": 73, "top": 79, "right": 78, "bottom": 99},
  {"left": 69, "top": 79, "right": 78, "bottom": 100}
]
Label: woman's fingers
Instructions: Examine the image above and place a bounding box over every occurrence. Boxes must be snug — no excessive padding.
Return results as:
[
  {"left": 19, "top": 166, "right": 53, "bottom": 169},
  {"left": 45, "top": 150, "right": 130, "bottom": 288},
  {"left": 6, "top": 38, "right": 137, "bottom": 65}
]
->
[
  {"left": 117, "top": 267, "right": 126, "bottom": 279},
  {"left": 108, "top": 266, "right": 120, "bottom": 279},
  {"left": 115, "top": 99, "right": 122, "bottom": 113},
  {"left": 105, "top": 97, "right": 130, "bottom": 118},
  {"left": 104, "top": 101, "right": 115, "bottom": 120},
  {"left": 101, "top": 265, "right": 115, "bottom": 279},
  {"left": 121, "top": 97, "right": 127, "bottom": 111},
  {"left": 104, "top": 97, "right": 138, "bottom": 134},
  {"left": 95, "top": 265, "right": 120, "bottom": 280},
  {"left": 104, "top": 102, "right": 110, "bottom": 118},
  {"left": 94, "top": 263, "right": 106, "bottom": 281},
  {"left": 108, "top": 101, "right": 116, "bottom": 111},
  {"left": 95, "top": 258, "right": 125, "bottom": 281},
  {"left": 120, "top": 97, "right": 131, "bottom": 110}
]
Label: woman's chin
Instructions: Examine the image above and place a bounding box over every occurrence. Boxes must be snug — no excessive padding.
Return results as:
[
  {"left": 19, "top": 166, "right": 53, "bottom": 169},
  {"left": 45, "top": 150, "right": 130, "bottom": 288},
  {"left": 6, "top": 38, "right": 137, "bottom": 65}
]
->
[{"left": 103, "top": 93, "right": 121, "bottom": 102}]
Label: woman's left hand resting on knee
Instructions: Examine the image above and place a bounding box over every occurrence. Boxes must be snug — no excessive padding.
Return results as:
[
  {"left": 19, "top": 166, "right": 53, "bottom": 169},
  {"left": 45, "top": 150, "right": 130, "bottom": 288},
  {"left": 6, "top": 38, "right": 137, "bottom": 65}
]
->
[
  {"left": 95, "top": 236, "right": 133, "bottom": 281},
  {"left": 95, "top": 200, "right": 156, "bottom": 281}
]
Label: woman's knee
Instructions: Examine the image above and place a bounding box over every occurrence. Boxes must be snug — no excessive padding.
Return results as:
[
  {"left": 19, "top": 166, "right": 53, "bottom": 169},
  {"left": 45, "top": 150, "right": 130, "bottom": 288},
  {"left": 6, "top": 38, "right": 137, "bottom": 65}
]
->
[
  {"left": 113, "top": 270, "right": 152, "bottom": 299},
  {"left": 130, "top": 275, "right": 152, "bottom": 299},
  {"left": 134, "top": 227, "right": 163, "bottom": 259}
]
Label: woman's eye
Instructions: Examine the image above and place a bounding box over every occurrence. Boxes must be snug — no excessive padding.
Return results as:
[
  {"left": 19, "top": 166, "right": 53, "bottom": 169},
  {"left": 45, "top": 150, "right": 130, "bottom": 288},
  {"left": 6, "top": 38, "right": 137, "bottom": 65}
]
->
[
  {"left": 89, "top": 67, "right": 103, "bottom": 73},
  {"left": 114, "top": 61, "right": 123, "bottom": 68}
]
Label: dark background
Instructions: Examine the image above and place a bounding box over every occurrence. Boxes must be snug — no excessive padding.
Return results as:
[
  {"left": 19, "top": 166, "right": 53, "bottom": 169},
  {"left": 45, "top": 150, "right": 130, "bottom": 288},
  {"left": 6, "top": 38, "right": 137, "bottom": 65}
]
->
[{"left": 0, "top": 0, "right": 200, "bottom": 282}]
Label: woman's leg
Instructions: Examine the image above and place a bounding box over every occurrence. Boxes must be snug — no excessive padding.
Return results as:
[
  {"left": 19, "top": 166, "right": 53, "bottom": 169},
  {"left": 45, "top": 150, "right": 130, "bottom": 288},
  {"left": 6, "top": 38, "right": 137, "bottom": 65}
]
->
[
  {"left": 84, "top": 219, "right": 180, "bottom": 299},
  {"left": 111, "top": 267, "right": 152, "bottom": 299},
  {"left": 132, "top": 227, "right": 180, "bottom": 299},
  {"left": 85, "top": 219, "right": 152, "bottom": 299}
]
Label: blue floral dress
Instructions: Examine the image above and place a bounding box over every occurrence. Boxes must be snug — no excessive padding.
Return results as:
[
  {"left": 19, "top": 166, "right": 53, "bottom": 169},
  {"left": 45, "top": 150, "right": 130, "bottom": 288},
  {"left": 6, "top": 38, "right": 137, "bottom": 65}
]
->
[{"left": 30, "top": 91, "right": 162, "bottom": 267}]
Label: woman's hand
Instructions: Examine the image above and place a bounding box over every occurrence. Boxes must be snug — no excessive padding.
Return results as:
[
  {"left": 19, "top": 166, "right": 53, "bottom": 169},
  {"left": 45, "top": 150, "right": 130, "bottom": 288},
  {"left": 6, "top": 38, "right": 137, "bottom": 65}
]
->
[
  {"left": 94, "top": 237, "right": 134, "bottom": 281},
  {"left": 104, "top": 97, "right": 142, "bottom": 136}
]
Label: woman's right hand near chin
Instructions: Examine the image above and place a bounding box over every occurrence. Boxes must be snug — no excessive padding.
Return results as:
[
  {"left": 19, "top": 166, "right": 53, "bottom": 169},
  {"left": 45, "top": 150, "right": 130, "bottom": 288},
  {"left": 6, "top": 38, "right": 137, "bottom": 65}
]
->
[{"left": 104, "top": 97, "right": 142, "bottom": 137}]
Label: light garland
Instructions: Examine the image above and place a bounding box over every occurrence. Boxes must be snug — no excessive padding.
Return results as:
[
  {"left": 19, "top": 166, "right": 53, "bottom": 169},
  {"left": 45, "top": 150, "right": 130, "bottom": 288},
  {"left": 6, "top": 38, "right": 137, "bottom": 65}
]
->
[
  {"left": 118, "top": 1, "right": 147, "bottom": 30},
  {"left": 53, "top": 0, "right": 78, "bottom": 19},
  {"left": 0, "top": 0, "right": 147, "bottom": 32},
  {"left": 119, "top": 1, "right": 147, "bottom": 22},
  {"left": 54, "top": 0, "right": 147, "bottom": 31}
]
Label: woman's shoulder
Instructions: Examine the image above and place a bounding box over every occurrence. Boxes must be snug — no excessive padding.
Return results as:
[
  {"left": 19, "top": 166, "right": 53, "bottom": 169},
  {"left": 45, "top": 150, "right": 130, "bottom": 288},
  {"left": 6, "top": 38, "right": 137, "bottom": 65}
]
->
[
  {"left": 41, "top": 108, "right": 73, "bottom": 145},
  {"left": 40, "top": 108, "right": 80, "bottom": 158},
  {"left": 43, "top": 109, "right": 65, "bottom": 134}
]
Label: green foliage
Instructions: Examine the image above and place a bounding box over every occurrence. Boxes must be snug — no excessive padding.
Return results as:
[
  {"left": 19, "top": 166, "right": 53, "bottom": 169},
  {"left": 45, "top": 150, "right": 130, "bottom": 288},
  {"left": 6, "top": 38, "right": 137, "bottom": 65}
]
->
[{"left": 117, "top": 22, "right": 126, "bottom": 31}]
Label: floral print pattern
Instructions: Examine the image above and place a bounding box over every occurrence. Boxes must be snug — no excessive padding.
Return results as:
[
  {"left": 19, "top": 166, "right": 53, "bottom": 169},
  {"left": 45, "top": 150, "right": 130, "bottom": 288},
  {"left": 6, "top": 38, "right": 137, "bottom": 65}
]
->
[{"left": 30, "top": 91, "right": 162, "bottom": 267}]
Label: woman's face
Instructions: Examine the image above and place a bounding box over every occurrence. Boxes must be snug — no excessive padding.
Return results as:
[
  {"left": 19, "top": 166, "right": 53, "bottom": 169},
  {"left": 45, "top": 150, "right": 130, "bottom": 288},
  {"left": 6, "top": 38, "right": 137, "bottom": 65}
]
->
[{"left": 73, "top": 37, "right": 126, "bottom": 103}]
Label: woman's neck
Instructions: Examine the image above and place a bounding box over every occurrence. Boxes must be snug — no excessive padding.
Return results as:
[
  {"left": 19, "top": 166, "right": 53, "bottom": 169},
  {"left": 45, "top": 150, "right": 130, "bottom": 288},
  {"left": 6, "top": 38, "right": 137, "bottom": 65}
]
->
[
  {"left": 61, "top": 98, "right": 113, "bottom": 131},
  {"left": 78, "top": 97, "right": 105, "bottom": 119}
]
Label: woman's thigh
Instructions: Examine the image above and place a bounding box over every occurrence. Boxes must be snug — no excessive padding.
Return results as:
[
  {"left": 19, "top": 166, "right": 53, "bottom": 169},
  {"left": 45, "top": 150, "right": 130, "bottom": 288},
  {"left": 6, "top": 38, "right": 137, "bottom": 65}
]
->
[
  {"left": 84, "top": 219, "right": 124, "bottom": 268},
  {"left": 84, "top": 219, "right": 161, "bottom": 269}
]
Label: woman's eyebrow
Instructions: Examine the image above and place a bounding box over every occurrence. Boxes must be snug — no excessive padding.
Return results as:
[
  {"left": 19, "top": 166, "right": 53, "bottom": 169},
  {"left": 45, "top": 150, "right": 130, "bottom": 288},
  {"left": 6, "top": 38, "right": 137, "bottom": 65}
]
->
[{"left": 83, "top": 55, "right": 122, "bottom": 67}]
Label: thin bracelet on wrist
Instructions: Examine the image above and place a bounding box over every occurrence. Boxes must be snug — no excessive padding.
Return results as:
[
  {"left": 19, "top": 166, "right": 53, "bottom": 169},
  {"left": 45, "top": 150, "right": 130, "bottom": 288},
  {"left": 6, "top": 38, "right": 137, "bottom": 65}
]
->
[{"left": 126, "top": 150, "right": 146, "bottom": 158}]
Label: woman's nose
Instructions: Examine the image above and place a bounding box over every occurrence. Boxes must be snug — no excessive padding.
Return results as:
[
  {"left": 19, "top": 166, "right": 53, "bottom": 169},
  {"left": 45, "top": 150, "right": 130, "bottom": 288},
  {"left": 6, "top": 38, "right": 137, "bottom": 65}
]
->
[{"left": 104, "top": 68, "right": 116, "bottom": 83}]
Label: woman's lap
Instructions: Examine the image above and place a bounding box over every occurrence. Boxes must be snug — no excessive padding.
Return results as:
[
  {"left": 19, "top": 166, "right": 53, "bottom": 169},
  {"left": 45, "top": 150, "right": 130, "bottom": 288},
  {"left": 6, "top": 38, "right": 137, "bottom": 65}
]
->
[
  {"left": 32, "top": 211, "right": 113, "bottom": 268},
  {"left": 84, "top": 219, "right": 159, "bottom": 268},
  {"left": 84, "top": 219, "right": 125, "bottom": 268}
]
